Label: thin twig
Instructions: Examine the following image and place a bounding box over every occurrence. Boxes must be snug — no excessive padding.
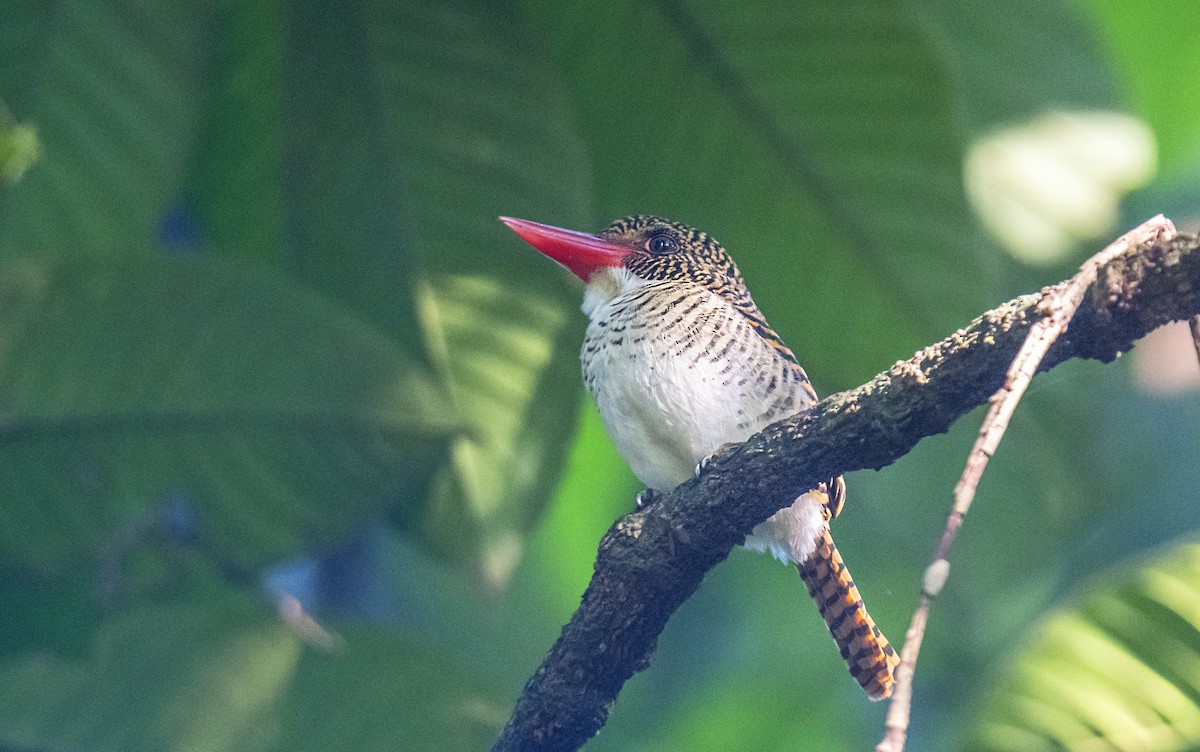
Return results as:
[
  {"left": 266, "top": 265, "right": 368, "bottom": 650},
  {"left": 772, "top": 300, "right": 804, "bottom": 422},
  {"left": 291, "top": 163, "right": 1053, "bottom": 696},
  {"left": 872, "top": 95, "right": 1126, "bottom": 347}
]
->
[{"left": 875, "top": 216, "right": 1178, "bottom": 752}]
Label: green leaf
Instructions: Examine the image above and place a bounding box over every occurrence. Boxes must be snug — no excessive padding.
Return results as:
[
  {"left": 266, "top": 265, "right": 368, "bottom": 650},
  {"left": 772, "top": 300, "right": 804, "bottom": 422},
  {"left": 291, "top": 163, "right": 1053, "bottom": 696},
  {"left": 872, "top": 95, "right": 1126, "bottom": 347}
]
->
[
  {"left": 0, "top": 594, "right": 301, "bottom": 752},
  {"left": 277, "top": 0, "right": 592, "bottom": 587},
  {"left": 967, "top": 538, "right": 1200, "bottom": 752},
  {"left": 3, "top": 0, "right": 595, "bottom": 586},
  {"left": 909, "top": 0, "right": 1118, "bottom": 131},
  {"left": 0, "top": 592, "right": 506, "bottom": 752},
  {"left": 280, "top": 0, "right": 426, "bottom": 345},
  {"left": 0, "top": 254, "right": 454, "bottom": 573},
  {"left": 184, "top": 0, "right": 285, "bottom": 265},
  {"left": 0, "top": 0, "right": 217, "bottom": 258}
]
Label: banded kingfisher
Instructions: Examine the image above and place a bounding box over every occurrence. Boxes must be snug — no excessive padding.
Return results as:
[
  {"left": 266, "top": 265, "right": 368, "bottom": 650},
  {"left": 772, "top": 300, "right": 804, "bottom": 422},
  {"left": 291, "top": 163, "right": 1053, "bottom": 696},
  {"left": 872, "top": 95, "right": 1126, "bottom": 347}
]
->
[{"left": 503, "top": 214, "right": 899, "bottom": 699}]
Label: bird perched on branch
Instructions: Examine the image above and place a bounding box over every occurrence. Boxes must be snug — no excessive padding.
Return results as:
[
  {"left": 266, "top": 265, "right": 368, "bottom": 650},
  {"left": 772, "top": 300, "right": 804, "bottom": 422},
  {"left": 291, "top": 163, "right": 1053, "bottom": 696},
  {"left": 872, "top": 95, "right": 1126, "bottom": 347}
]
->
[{"left": 502, "top": 214, "right": 899, "bottom": 699}]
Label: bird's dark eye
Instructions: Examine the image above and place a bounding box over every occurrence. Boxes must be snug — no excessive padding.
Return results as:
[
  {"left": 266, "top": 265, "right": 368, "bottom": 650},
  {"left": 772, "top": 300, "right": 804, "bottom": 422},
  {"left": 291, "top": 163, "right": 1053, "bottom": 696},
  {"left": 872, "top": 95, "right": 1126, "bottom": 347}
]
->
[{"left": 646, "top": 233, "right": 678, "bottom": 255}]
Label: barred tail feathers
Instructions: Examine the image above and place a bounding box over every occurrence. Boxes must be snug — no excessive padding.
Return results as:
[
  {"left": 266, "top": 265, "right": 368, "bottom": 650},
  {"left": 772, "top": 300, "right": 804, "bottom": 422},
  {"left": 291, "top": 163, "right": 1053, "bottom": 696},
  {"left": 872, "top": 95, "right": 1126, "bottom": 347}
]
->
[{"left": 797, "top": 528, "right": 899, "bottom": 700}]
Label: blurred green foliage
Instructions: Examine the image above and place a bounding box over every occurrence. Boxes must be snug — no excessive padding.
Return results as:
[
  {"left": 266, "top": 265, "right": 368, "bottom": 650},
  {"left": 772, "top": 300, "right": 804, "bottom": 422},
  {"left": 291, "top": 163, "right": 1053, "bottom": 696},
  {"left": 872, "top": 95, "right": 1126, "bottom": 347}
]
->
[
  {"left": 969, "top": 541, "right": 1200, "bottom": 751},
  {"left": 0, "top": 1, "right": 1198, "bottom": 750}
]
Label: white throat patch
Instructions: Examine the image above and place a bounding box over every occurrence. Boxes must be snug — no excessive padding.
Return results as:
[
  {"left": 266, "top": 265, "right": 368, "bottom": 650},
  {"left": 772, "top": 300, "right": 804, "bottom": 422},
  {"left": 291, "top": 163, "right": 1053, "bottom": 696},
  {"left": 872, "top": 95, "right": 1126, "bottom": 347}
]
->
[{"left": 581, "top": 266, "right": 645, "bottom": 319}]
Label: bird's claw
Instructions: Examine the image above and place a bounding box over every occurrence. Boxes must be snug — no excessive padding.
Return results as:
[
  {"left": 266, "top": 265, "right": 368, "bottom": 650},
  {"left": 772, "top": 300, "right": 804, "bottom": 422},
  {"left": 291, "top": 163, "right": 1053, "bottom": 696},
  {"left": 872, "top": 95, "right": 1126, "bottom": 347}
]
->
[{"left": 694, "top": 443, "right": 735, "bottom": 477}]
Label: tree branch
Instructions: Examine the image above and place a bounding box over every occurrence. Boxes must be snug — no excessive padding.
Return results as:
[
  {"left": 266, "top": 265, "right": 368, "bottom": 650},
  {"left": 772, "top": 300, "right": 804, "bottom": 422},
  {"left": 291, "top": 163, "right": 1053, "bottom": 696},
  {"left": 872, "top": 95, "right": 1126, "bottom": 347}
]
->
[{"left": 493, "top": 228, "right": 1200, "bottom": 752}]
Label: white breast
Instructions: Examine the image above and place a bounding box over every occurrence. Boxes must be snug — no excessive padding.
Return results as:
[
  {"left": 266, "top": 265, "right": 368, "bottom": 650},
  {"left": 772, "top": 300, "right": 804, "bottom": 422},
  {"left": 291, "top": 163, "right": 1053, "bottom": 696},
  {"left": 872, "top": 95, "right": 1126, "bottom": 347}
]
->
[{"left": 580, "top": 267, "right": 825, "bottom": 564}]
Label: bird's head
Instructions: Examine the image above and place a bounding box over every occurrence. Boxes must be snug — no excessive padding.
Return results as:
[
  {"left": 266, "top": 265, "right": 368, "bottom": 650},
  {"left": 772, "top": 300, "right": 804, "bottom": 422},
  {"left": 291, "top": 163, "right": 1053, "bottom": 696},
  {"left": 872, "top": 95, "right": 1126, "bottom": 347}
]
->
[
  {"left": 500, "top": 215, "right": 747, "bottom": 297},
  {"left": 503, "top": 213, "right": 792, "bottom": 361}
]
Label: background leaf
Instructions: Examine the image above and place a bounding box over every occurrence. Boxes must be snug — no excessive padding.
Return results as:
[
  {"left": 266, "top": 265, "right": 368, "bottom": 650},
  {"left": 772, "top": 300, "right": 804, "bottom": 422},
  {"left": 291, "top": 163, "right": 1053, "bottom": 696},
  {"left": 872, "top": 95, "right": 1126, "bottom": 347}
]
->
[
  {"left": 0, "top": 591, "right": 507, "bottom": 752},
  {"left": 0, "top": 254, "right": 452, "bottom": 573},
  {"left": 0, "top": 0, "right": 217, "bottom": 258},
  {"left": 282, "top": 0, "right": 592, "bottom": 587},
  {"left": 910, "top": 0, "right": 1120, "bottom": 131},
  {"left": 967, "top": 538, "right": 1200, "bottom": 752},
  {"left": 185, "top": 0, "right": 285, "bottom": 265},
  {"left": 0, "top": 594, "right": 302, "bottom": 752}
]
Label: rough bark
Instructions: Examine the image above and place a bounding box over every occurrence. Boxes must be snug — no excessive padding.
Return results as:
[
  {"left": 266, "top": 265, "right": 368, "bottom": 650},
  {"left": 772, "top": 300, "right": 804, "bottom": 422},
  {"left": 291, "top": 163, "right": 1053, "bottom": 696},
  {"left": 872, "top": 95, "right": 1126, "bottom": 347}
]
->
[{"left": 492, "top": 232, "right": 1200, "bottom": 752}]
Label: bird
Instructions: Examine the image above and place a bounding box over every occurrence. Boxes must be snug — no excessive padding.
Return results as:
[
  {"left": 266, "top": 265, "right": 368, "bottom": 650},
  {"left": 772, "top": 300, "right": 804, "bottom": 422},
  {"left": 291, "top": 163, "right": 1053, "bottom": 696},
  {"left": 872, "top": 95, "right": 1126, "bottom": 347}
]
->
[{"left": 501, "top": 214, "right": 899, "bottom": 699}]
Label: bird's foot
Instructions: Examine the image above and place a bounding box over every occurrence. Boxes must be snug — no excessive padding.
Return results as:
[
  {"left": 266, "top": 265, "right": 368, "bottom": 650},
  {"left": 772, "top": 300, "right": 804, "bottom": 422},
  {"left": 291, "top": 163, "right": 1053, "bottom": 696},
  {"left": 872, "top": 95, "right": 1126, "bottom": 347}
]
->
[
  {"left": 635, "top": 488, "right": 662, "bottom": 510},
  {"left": 694, "top": 443, "right": 736, "bottom": 477}
]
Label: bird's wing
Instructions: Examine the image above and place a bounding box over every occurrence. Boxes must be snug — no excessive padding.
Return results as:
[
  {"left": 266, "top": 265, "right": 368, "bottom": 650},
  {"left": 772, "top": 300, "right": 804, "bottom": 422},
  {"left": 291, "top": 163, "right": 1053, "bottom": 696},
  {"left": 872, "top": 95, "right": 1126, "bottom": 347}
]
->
[{"left": 731, "top": 299, "right": 818, "bottom": 401}]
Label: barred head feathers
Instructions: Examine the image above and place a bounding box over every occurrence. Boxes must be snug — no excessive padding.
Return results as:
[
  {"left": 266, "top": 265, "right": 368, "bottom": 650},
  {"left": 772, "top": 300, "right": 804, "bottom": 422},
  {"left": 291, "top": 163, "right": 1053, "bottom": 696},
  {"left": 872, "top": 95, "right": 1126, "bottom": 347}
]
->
[
  {"left": 599, "top": 215, "right": 801, "bottom": 367},
  {"left": 599, "top": 215, "right": 745, "bottom": 293}
]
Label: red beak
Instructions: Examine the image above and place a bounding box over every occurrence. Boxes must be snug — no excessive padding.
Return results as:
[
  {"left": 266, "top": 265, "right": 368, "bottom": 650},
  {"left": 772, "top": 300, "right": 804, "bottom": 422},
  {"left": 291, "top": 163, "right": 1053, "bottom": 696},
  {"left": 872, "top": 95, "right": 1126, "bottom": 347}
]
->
[{"left": 500, "top": 216, "right": 630, "bottom": 282}]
